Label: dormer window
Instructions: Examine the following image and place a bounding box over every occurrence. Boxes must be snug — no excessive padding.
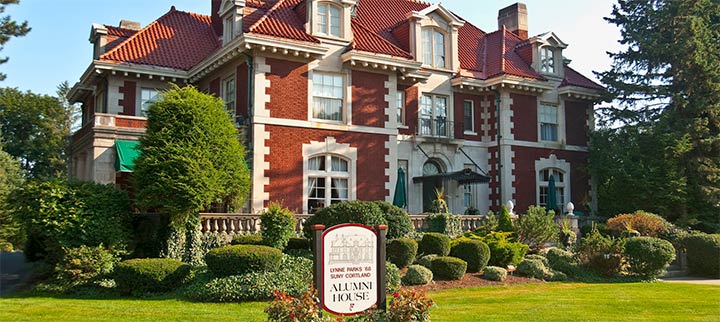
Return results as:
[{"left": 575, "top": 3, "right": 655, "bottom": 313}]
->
[
  {"left": 540, "top": 46, "right": 555, "bottom": 73},
  {"left": 422, "top": 28, "right": 446, "bottom": 68},
  {"left": 317, "top": 3, "right": 341, "bottom": 37},
  {"left": 223, "top": 16, "right": 235, "bottom": 44}
]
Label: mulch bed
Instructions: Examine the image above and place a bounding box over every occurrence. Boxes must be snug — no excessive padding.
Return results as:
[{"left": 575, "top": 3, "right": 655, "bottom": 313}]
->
[{"left": 405, "top": 273, "right": 543, "bottom": 292}]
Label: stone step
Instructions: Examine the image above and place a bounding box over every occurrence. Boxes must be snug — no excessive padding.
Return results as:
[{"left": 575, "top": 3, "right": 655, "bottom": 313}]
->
[{"left": 663, "top": 269, "right": 687, "bottom": 278}]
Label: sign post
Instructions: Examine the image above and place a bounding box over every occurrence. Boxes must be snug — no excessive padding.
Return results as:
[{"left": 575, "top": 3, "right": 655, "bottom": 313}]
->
[{"left": 313, "top": 223, "right": 387, "bottom": 317}]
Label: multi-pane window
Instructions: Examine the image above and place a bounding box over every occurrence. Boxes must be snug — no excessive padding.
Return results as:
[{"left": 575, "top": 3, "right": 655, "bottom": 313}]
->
[
  {"left": 463, "top": 100, "right": 474, "bottom": 132},
  {"left": 224, "top": 16, "right": 234, "bottom": 44},
  {"left": 307, "top": 155, "right": 350, "bottom": 213},
  {"left": 538, "top": 168, "right": 565, "bottom": 209},
  {"left": 317, "top": 3, "right": 341, "bottom": 37},
  {"left": 397, "top": 91, "right": 405, "bottom": 125},
  {"left": 140, "top": 88, "right": 159, "bottom": 117},
  {"left": 420, "top": 94, "right": 449, "bottom": 137},
  {"left": 312, "top": 72, "right": 344, "bottom": 121},
  {"left": 421, "top": 28, "right": 446, "bottom": 68},
  {"left": 223, "top": 77, "right": 236, "bottom": 119},
  {"left": 541, "top": 47, "right": 555, "bottom": 73},
  {"left": 540, "top": 104, "right": 558, "bottom": 141}
]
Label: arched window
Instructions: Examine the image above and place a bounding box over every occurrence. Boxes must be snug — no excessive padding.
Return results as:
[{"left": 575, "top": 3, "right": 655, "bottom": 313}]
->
[
  {"left": 538, "top": 168, "right": 565, "bottom": 208},
  {"left": 422, "top": 160, "right": 443, "bottom": 176},
  {"left": 307, "top": 154, "right": 350, "bottom": 213},
  {"left": 317, "top": 3, "right": 341, "bottom": 37},
  {"left": 421, "top": 28, "right": 446, "bottom": 68}
]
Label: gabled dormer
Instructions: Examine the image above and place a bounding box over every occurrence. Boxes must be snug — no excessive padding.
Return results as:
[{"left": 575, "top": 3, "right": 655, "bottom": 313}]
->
[
  {"left": 306, "top": 0, "right": 356, "bottom": 42},
  {"left": 529, "top": 32, "right": 567, "bottom": 78},
  {"left": 406, "top": 4, "right": 465, "bottom": 72},
  {"left": 219, "top": 0, "right": 246, "bottom": 45}
]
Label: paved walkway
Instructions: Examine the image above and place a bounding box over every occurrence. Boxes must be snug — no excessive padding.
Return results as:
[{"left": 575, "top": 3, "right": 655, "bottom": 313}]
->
[
  {"left": 660, "top": 276, "right": 720, "bottom": 285},
  {"left": 0, "top": 251, "right": 30, "bottom": 296}
]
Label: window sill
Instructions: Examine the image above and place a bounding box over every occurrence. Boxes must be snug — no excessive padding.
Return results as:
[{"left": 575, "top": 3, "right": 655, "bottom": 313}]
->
[
  {"left": 310, "top": 118, "right": 347, "bottom": 125},
  {"left": 464, "top": 131, "right": 477, "bottom": 136},
  {"left": 398, "top": 125, "right": 409, "bottom": 129},
  {"left": 419, "top": 65, "right": 454, "bottom": 74}
]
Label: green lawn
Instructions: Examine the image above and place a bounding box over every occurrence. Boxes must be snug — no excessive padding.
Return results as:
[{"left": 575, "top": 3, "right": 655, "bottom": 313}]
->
[{"left": 0, "top": 283, "right": 717, "bottom": 321}]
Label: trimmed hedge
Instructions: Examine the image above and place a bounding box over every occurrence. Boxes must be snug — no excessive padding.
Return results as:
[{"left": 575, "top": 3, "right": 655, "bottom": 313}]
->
[
  {"left": 431, "top": 256, "right": 467, "bottom": 280},
  {"left": 372, "top": 201, "right": 414, "bottom": 239},
  {"left": 419, "top": 233, "right": 451, "bottom": 256},
  {"left": 231, "top": 234, "right": 265, "bottom": 246},
  {"left": 426, "top": 213, "right": 462, "bottom": 237},
  {"left": 482, "top": 266, "right": 507, "bottom": 281},
  {"left": 114, "top": 258, "right": 191, "bottom": 295},
  {"left": 303, "top": 201, "right": 387, "bottom": 238},
  {"left": 416, "top": 254, "right": 438, "bottom": 270},
  {"left": 387, "top": 238, "right": 418, "bottom": 269},
  {"left": 450, "top": 239, "right": 490, "bottom": 273},
  {"left": 685, "top": 234, "right": 720, "bottom": 278},
  {"left": 624, "top": 237, "right": 675, "bottom": 278},
  {"left": 402, "top": 264, "right": 433, "bottom": 286},
  {"left": 260, "top": 202, "right": 296, "bottom": 249},
  {"left": 205, "top": 245, "right": 283, "bottom": 277}
]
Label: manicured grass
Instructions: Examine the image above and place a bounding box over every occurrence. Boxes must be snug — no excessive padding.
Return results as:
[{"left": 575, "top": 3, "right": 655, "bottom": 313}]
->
[{"left": 0, "top": 283, "right": 717, "bottom": 321}]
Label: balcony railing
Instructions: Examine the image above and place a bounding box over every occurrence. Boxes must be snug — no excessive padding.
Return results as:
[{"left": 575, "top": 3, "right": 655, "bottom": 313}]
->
[{"left": 418, "top": 117, "right": 456, "bottom": 139}]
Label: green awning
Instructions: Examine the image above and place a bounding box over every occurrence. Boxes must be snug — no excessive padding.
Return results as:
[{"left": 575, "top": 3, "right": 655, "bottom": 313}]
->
[{"left": 115, "top": 140, "right": 140, "bottom": 172}]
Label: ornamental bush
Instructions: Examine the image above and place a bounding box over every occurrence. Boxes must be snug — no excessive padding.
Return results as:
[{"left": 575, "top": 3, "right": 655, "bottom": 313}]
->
[
  {"left": 606, "top": 211, "right": 669, "bottom": 237},
  {"left": 624, "top": 237, "right": 675, "bottom": 278},
  {"left": 303, "top": 201, "right": 387, "bottom": 238},
  {"left": 685, "top": 234, "right": 720, "bottom": 277},
  {"left": 261, "top": 202, "right": 296, "bottom": 250},
  {"left": 114, "top": 258, "right": 191, "bottom": 295},
  {"left": 431, "top": 256, "right": 467, "bottom": 280},
  {"left": 449, "top": 239, "right": 490, "bottom": 272},
  {"left": 426, "top": 213, "right": 462, "bottom": 238},
  {"left": 545, "top": 247, "right": 581, "bottom": 276},
  {"left": 372, "top": 201, "right": 414, "bottom": 239},
  {"left": 482, "top": 266, "right": 507, "bottom": 281},
  {"left": 54, "top": 245, "right": 118, "bottom": 290},
  {"left": 285, "top": 237, "right": 310, "bottom": 251},
  {"left": 402, "top": 264, "right": 433, "bottom": 285},
  {"left": 576, "top": 227, "right": 625, "bottom": 277},
  {"left": 418, "top": 233, "right": 451, "bottom": 256},
  {"left": 416, "top": 254, "right": 438, "bottom": 270},
  {"left": 386, "top": 261, "right": 401, "bottom": 294},
  {"left": 515, "top": 206, "right": 559, "bottom": 252},
  {"left": 516, "top": 258, "right": 548, "bottom": 279},
  {"left": 185, "top": 255, "right": 312, "bottom": 302},
  {"left": 388, "top": 238, "right": 418, "bottom": 269},
  {"left": 230, "top": 234, "right": 265, "bottom": 246},
  {"left": 205, "top": 244, "right": 283, "bottom": 277},
  {"left": 524, "top": 254, "right": 549, "bottom": 267},
  {"left": 481, "top": 232, "right": 528, "bottom": 267}
]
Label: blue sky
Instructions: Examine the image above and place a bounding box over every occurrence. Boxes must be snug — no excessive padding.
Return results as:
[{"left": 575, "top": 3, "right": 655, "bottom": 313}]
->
[{"left": 1, "top": 0, "right": 621, "bottom": 96}]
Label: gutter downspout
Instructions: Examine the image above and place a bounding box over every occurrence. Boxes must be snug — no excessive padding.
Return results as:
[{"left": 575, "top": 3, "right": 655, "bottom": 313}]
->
[
  {"left": 241, "top": 53, "right": 254, "bottom": 211},
  {"left": 492, "top": 89, "right": 502, "bottom": 210}
]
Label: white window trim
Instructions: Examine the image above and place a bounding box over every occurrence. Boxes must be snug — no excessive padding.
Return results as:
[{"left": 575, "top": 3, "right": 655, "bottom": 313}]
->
[
  {"left": 537, "top": 102, "right": 566, "bottom": 144},
  {"left": 419, "top": 93, "right": 452, "bottom": 137},
  {"left": 421, "top": 27, "right": 448, "bottom": 69},
  {"left": 540, "top": 46, "right": 556, "bottom": 74},
  {"left": 138, "top": 87, "right": 160, "bottom": 117},
  {"left": 534, "top": 154, "right": 571, "bottom": 209},
  {"left": 222, "top": 75, "right": 236, "bottom": 121},
  {"left": 302, "top": 137, "right": 357, "bottom": 214},
  {"left": 316, "top": 2, "right": 342, "bottom": 37},
  {"left": 308, "top": 69, "right": 351, "bottom": 124},
  {"left": 463, "top": 100, "right": 476, "bottom": 135},
  {"left": 397, "top": 90, "right": 406, "bottom": 127}
]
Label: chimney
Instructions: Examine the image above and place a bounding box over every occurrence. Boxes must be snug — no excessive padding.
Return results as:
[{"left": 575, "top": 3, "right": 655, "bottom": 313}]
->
[
  {"left": 498, "top": 3, "right": 528, "bottom": 39},
  {"left": 119, "top": 20, "right": 141, "bottom": 30},
  {"left": 211, "top": 0, "right": 223, "bottom": 37},
  {"left": 90, "top": 23, "right": 108, "bottom": 59}
]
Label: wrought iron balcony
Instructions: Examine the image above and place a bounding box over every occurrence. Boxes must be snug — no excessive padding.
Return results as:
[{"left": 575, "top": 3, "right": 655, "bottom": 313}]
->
[{"left": 418, "top": 117, "right": 456, "bottom": 139}]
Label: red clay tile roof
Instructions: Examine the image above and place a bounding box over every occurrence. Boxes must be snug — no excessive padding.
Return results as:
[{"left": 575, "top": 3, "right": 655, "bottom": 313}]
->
[
  {"left": 100, "top": 7, "right": 219, "bottom": 71},
  {"left": 104, "top": 26, "right": 137, "bottom": 52},
  {"left": 561, "top": 65, "right": 604, "bottom": 90},
  {"left": 350, "top": 20, "right": 413, "bottom": 59},
  {"left": 248, "top": 0, "right": 318, "bottom": 43},
  {"left": 481, "top": 28, "right": 544, "bottom": 80}
]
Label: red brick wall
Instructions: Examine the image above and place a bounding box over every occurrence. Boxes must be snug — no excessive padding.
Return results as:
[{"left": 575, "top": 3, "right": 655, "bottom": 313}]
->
[
  {"left": 115, "top": 118, "right": 147, "bottom": 128},
  {"left": 209, "top": 78, "right": 220, "bottom": 97},
  {"left": 488, "top": 146, "right": 499, "bottom": 210},
  {"left": 399, "top": 85, "right": 418, "bottom": 136},
  {"left": 453, "top": 92, "right": 483, "bottom": 141},
  {"left": 510, "top": 93, "right": 537, "bottom": 142},
  {"left": 266, "top": 58, "right": 308, "bottom": 120},
  {"left": 488, "top": 94, "right": 497, "bottom": 141},
  {"left": 263, "top": 125, "right": 389, "bottom": 212},
  {"left": 352, "top": 70, "right": 388, "bottom": 128},
  {"left": 512, "top": 146, "right": 590, "bottom": 213},
  {"left": 565, "top": 100, "right": 590, "bottom": 146},
  {"left": 118, "top": 81, "right": 136, "bottom": 116},
  {"left": 236, "top": 63, "right": 249, "bottom": 120}
]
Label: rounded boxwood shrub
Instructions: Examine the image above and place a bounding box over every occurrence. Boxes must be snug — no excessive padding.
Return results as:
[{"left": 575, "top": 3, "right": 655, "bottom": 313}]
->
[
  {"left": 303, "top": 201, "right": 387, "bottom": 238},
  {"left": 205, "top": 245, "right": 283, "bottom": 277},
  {"left": 260, "top": 202, "right": 296, "bottom": 249},
  {"left": 685, "top": 234, "right": 720, "bottom": 278},
  {"left": 231, "top": 234, "right": 265, "bottom": 246},
  {"left": 545, "top": 247, "right": 581, "bottom": 276},
  {"left": 624, "top": 237, "right": 675, "bottom": 278},
  {"left": 525, "top": 254, "right": 549, "bottom": 267},
  {"left": 416, "top": 254, "right": 438, "bottom": 270},
  {"left": 431, "top": 256, "right": 467, "bottom": 280},
  {"left": 371, "top": 201, "right": 414, "bottom": 239},
  {"left": 450, "top": 239, "right": 490, "bottom": 272},
  {"left": 114, "top": 258, "right": 191, "bottom": 295},
  {"left": 387, "top": 238, "right": 418, "bottom": 269},
  {"left": 483, "top": 266, "right": 507, "bottom": 281},
  {"left": 419, "top": 233, "right": 451, "bottom": 256},
  {"left": 402, "top": 264, "right": 433, "bottom": 286},
  {"left": 516, "top": 259, "right": 548, "bottom": 279}
]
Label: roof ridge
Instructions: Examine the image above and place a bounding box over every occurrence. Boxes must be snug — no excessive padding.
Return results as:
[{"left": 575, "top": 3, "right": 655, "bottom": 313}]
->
[
  {"left": 249, "top": 0, "right": 288, "bottom": 32},
  {"left": 351, "top": 18, "right": 413, "bottom": 58},
  {"left": 100, "top": 7, "right": 177, "bottom": 60}
]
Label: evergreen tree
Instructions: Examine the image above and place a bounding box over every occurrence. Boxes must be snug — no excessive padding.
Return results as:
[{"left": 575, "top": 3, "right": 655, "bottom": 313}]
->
[
  {"left": 0, "top": 0, "right": 30, "bottom": 81},
  {"left": 497, "top": 205, "right": 514, "bottom": 233}
]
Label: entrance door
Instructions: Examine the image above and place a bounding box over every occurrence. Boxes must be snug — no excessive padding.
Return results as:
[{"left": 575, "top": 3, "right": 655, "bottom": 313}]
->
[{"left": 421, "top": 161, "right": 443, "bottom": 212}]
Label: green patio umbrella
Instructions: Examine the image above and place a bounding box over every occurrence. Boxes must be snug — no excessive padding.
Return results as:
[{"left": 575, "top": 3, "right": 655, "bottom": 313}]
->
[
  {"left": 547, "top": 174, "right": 558, "bottom": 213},
  {"left": 393, "top": 168, "right": 407, "bottom": 208}
]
